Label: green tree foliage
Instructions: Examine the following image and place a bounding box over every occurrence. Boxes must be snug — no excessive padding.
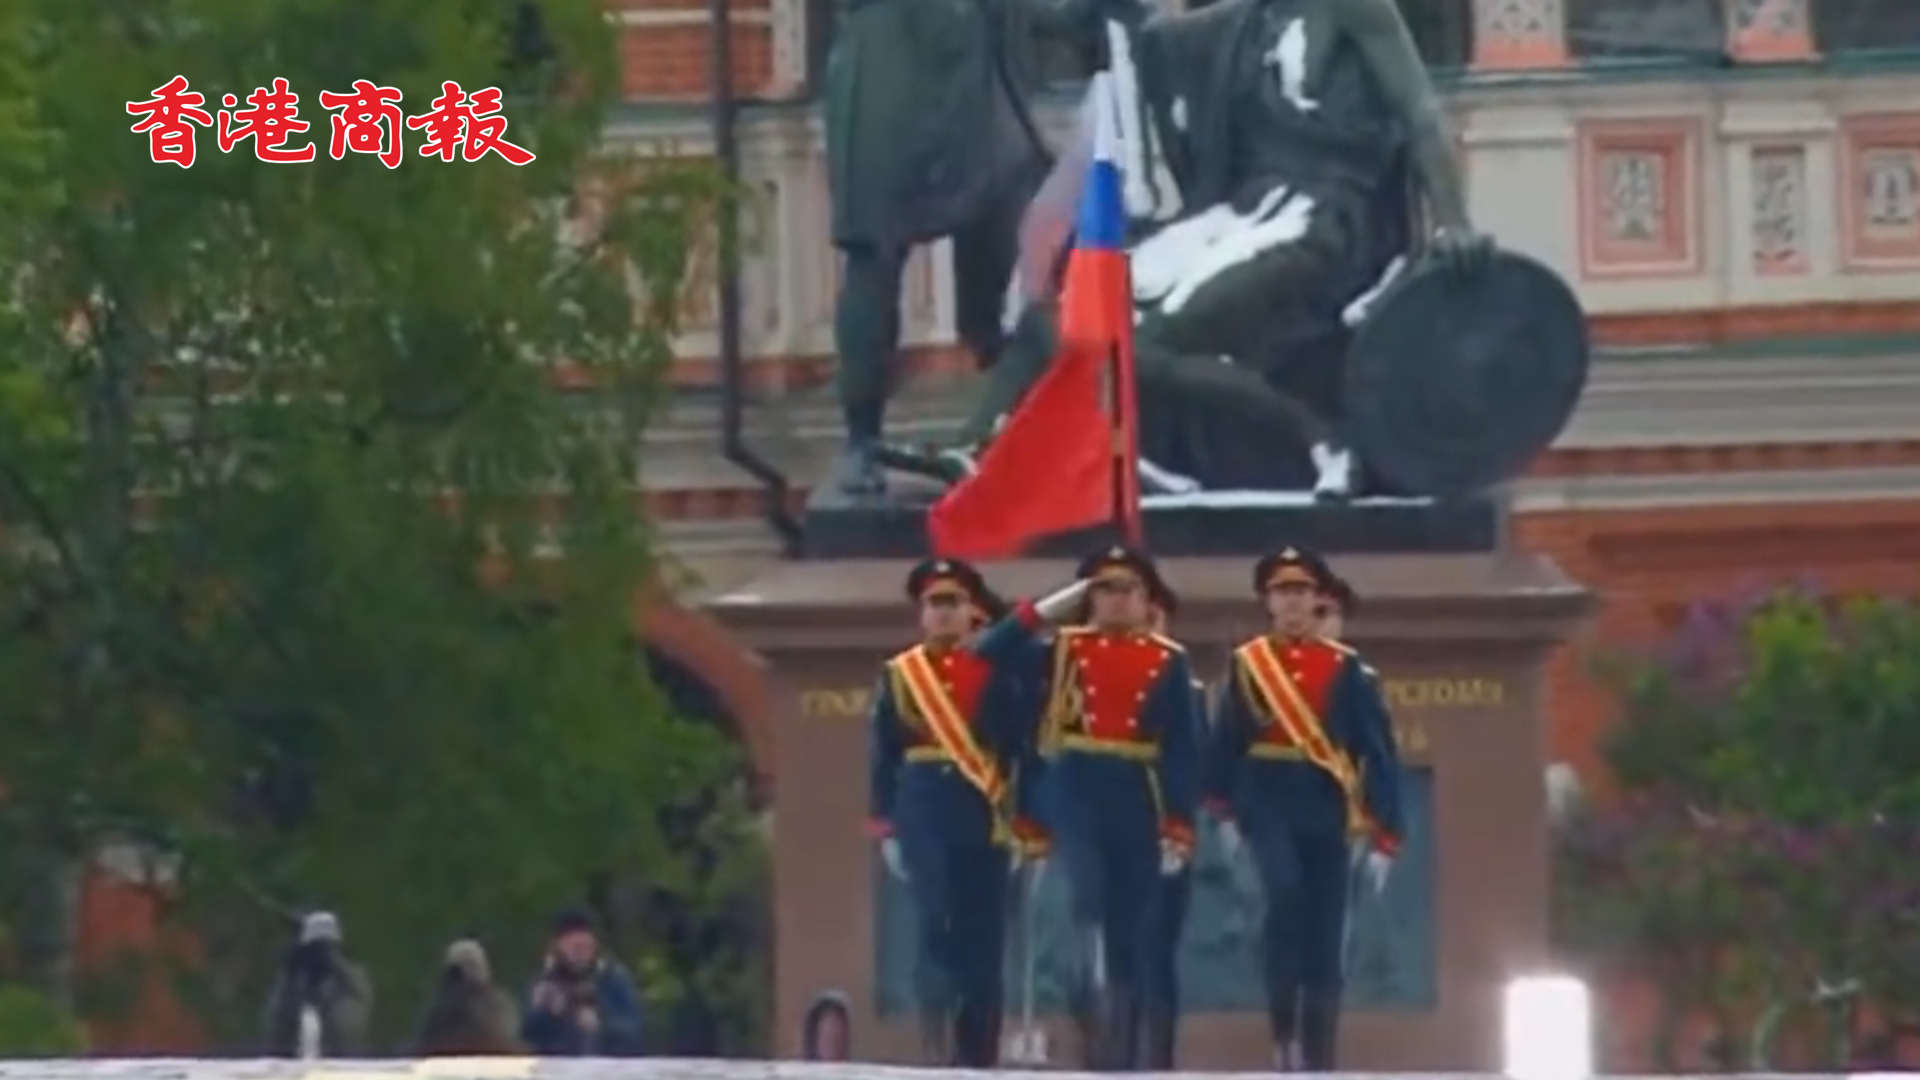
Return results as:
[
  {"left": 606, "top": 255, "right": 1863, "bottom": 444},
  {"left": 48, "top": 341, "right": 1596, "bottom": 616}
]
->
[
  {"left": 1557, "top": 590, "right": 1920, "bottom": 1068},
  {"left": 0, "top": 0, "right": 760, "bottom": 1052},
  {"left": 0, "top": 917, "right": 88, "bottom": 1056}
]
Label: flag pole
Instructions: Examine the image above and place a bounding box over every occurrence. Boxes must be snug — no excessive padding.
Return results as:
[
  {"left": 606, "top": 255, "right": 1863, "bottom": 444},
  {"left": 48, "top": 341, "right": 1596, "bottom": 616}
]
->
[
  {"left": 1098, "top": 27, "right": 1143, "bottom": 548},
  {"left": 1109, "top": 327, "right": 1142, "bottom": 545}
]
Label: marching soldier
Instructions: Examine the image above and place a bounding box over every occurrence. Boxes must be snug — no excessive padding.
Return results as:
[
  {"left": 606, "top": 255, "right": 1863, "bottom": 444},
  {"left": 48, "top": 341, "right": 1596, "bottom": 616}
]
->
[
  {"left": 867, "top": 558, "right": 1039, "bottom": 1066},
  {"left": 1140, "top": 582, "right": 1203, "bottom": 1069},
  {"left": 974, "top": 545, "right": 1202, "bottom": 1069},
  {"left": 1318, "top": 575, "right": 1358, "bottom": 642},
  {"left": 1204, "top": 547, "right": 1403, "bottom": 1070}
]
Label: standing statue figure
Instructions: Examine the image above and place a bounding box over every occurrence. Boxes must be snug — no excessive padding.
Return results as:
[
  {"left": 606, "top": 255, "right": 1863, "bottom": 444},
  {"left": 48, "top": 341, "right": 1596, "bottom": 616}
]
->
[
  {"left": 930, "top": 0, "right": 1585, "bottom": 500},
  {"left": 824, "top": 0, "right": 1081, "bottom": 494}
]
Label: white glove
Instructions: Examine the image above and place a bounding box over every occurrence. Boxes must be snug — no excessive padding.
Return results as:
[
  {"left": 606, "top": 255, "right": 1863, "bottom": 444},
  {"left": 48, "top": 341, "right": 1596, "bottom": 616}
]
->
[
  {"left": 1158, "top": 837, "right": 1188, "bottom": 876},
  {"left": 1217, "top": 819, "right": 1245, "bottom": 862},
  {"left": 880, "top": 837, "right": 909, "bottom": 881},
  {"left": 1363, "top": 849, "right": 1392, "bottom": 894},
  {"left": 1034, "top": 579, "right": 1092, "bottom": 622}
]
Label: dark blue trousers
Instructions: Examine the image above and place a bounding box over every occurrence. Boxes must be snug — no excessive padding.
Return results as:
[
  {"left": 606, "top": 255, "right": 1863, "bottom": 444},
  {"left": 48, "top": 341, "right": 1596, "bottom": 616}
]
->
[
  {"left": 1141, "top": 867, "right": 1191, "bottom": 1067},
  {"left": 1044, "top": 753, "right": 1162, "bottom": 1068},
  {"left": 896, "top": 772, "right": 1009, "bottom": 1065}
]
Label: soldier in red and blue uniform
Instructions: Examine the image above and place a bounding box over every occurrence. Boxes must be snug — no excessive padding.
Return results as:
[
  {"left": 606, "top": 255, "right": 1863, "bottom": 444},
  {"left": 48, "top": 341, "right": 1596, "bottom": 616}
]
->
[
  {"left": 975, "top": 545, "right": 1202, "bottom": 1069},
  {"left": 1205, "top": 547, "right": 1403, "bottom": 1071},
  {"left": 867, "top": 558, "right": 1041, "bottom": 1066},
  {"left": 1141, "top": 580, "right": 1204, "bottom": 1068},
  {"left": 1318, "top": 573, "right": 1358, "bottom": 642}
]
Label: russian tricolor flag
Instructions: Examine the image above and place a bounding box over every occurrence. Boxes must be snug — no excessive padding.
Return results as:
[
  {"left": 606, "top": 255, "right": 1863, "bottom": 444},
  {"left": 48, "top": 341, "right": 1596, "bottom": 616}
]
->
[{"left": 928, "top": 71, "right": 1143, "bottom": 558}]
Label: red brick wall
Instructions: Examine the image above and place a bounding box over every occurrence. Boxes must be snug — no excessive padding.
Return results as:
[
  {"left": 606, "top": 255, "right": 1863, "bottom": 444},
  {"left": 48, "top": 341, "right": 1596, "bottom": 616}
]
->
[
  {"left": 613, "top": 0, "right": 777, "bottom": 100},
  {"left": 1515, "top": 497, "right": 1920, "bottom": 780}
]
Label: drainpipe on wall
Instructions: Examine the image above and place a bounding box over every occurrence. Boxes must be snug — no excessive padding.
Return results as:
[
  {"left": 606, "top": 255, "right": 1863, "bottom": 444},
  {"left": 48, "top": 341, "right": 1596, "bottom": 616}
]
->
[{"left": 709, "top": 0, "right": 803, "bottom": 557}]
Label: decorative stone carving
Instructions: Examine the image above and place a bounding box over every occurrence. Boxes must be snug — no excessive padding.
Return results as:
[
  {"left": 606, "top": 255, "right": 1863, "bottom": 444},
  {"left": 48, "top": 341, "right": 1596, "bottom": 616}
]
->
[
  {"left": 1728, "top": 0, "right": 1816, "bottom": 62},
  {"left": 1600, "top": 149, "right": 1667, "bottom": 243},
  {"left": 1841, "top": 117, "right": 1920, "bottom": 267},
  {"left": 1750, "top": 145, "right": 1809, "bottom": 274},
  {"left": 1473, "top": 0, "right": 1567, "bottom": 68},
  {"left": 1578, "top": 121, "right": 1698, "bottom": 276},
  {"left": 1860, "top": 148, "right": 1920, "bottom": 235}
]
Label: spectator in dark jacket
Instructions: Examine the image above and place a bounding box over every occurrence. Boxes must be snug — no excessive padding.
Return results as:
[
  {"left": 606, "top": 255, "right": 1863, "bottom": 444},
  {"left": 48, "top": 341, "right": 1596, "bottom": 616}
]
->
[
  {"left": 415, "top": 938, "right": 524, "bottom": 1055},
  {"left": 521, "top": 909, "right": 644, "bottom": 1056}
]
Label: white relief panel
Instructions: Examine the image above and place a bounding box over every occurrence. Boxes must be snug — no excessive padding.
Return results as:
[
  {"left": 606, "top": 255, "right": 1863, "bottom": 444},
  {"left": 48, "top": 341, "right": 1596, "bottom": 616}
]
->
[
  {"left": 1599, "top": 150, "right": 1667, "bottom": 244},
  {"left": 1749, "top": 145, "right": 1809, "bottom": 274}
]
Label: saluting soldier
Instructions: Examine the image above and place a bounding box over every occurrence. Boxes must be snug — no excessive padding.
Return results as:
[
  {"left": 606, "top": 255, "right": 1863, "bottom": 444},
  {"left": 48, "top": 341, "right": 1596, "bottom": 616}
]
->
[
  {"left": 1204, "top": 547, "right": 1403, "bottom": 1070},
  {"left": 1140, "top": 581, "right": 1203, "bottom": 1069},
  {"left": 867, "top": 558, "right": 1040, "bottom": 1066},
  {"left": 974, "top": 545, "right": 1202, "bottom": 1068}
]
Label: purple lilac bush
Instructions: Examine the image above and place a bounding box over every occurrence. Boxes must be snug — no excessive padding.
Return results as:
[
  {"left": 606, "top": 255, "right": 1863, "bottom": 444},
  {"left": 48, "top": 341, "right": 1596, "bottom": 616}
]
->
[{"left": 1555, "top": 587, "right": 1920, "bottom": 1067}]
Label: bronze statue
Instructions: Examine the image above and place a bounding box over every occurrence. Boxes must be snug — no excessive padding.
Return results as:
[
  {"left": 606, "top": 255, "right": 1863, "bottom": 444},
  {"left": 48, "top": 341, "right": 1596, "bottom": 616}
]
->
[
  {"left": 823, "top": 0, "right": 1098, "bottom": 495},
  {"left": 918, "top": 0, "right": 1588, "bottom": 501}
]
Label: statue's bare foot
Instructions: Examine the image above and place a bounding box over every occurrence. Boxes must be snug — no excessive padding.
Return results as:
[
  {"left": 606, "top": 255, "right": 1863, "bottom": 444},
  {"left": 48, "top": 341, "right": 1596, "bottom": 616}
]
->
[{"left": 831, "top": 444, "right": 886, "bottom": 496}]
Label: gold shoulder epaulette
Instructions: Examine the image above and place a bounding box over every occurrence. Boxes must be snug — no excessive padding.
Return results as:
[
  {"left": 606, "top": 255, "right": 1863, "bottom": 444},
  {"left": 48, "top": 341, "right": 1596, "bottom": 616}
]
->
[
  {"left": 885, "top": 643, "right": 925, "bottom": 667},
  {"left": 1148, "top": 631, "right": 1186, "bottom": 654}
]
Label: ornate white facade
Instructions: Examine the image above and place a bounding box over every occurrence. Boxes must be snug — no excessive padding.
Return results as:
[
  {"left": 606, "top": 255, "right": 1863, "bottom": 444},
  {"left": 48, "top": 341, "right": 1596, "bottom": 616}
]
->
[{"left": 610, "top": 69, "right": 1920, "bottom": 360}]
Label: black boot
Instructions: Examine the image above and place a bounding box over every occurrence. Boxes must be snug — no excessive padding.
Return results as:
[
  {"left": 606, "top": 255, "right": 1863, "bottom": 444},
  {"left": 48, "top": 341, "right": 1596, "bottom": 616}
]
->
[
  {"left": 953, "top": 994, "right": 1000, "bottom": 1067},
  {"left": 1070, "top": 927, "right": 1108, "bottom": 1069},
  {"left": 918, "top": 1007, "right": 953, "bottom": 1065},
  {"left": 1103, "top": 981, "right": 1138, "bottom": 1070},
  {"left": 1298, "top": 987, "right": 1342, "bottom": 1070},
  {"left": 1142, "top": 996, "right": 1177, "bottom": 1069},
  {"left": 1266, "top": 979, "right": 1302, "bottom": 1065}
]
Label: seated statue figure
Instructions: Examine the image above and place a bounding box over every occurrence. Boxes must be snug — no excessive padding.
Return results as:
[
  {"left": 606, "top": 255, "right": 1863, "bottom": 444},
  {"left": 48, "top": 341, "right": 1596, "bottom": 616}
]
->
[{"left": 938, "top": 0, "right": 1492, "bottom": 499}]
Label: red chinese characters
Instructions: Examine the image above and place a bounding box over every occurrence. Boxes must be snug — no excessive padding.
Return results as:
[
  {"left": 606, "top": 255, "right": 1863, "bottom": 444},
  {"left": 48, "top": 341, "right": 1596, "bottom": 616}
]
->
[
  {"left": 406, "top": 82, "right": 537, "bottom": 165},
  {"left": 217, "top": 78, "right": 317, "bottom": 163},
  {"left": 126, "top": 76, "right": 214, "bottom": 168},
  {"left": 317, "top": 80, "right": 407, "bottom": 169}
]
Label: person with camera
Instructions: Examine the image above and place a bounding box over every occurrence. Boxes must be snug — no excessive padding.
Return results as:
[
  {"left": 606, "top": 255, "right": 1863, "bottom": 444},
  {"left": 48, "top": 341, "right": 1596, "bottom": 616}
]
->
[
  {"left": 261, "top": 911, "right": 372, "bottom": 1058},
  {"left": 520, "top": 909, "right": 644, "bottom": 1056}
]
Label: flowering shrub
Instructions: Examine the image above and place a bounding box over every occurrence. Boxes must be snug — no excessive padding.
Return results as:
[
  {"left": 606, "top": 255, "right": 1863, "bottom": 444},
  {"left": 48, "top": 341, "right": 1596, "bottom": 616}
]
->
[{"left": 1556, "top": 588, "right": 1920, "bottom": 1068}]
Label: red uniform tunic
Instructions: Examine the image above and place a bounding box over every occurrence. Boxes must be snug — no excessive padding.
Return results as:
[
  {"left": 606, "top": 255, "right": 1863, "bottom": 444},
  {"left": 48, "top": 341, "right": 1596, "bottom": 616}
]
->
[
  {"left": 1246, "top": 635, "right": 1344, "bottom": 752},
  {"left": 895, "top": 644, "right": 991, "bottom": 749},
  {"left": 1057, "top": 627, "right": 1178, "bottom": 743}
]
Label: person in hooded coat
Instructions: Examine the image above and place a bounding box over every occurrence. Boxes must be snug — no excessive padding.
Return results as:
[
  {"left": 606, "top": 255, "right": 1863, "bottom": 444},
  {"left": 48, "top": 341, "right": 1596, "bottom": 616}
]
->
[{"left": 414, "top": 938, "right": 524, "bottom": 1056}]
